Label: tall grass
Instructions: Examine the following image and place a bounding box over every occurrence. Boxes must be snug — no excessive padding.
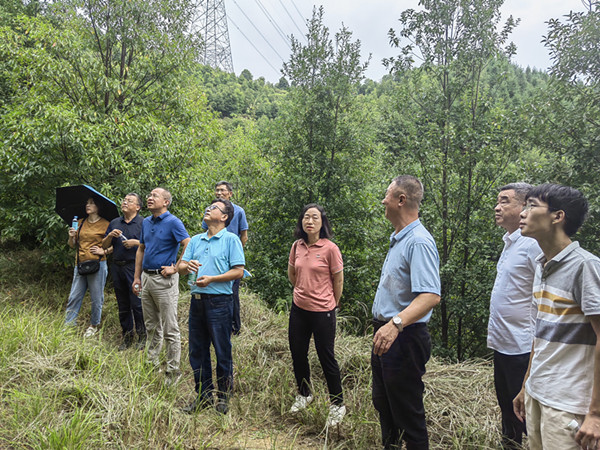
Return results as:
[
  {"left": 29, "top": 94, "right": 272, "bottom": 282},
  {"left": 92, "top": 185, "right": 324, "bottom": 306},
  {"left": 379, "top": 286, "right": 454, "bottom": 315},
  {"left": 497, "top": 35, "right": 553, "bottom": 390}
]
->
[{"left": 0, "top": 248, "right": 516, "bottom": 448}]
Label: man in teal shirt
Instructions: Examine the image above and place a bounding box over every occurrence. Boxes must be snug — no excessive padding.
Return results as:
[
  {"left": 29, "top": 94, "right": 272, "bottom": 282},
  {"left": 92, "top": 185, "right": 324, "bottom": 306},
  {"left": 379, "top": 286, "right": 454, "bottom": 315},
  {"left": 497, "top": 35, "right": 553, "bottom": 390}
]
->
[{"left": 179, "top": 198, "right": 245, "bottom": 415}]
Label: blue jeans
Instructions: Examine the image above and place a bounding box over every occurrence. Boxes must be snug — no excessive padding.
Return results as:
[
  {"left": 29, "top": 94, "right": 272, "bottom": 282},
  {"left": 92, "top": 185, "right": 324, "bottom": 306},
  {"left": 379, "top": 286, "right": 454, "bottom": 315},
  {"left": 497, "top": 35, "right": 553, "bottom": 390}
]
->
[
  {"left": 65, "top": 260, "right": 108, "bottom": 326},
  {"left": 188, "top": 294, "right": 233, "bottom": 400}
]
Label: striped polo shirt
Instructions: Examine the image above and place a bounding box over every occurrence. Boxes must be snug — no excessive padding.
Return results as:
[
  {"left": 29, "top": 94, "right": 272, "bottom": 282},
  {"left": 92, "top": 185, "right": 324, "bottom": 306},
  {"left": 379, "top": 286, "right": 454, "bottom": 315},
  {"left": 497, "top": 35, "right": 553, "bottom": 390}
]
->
[{"left": 526, "top": 242, "right": 600, "bottom": 415}]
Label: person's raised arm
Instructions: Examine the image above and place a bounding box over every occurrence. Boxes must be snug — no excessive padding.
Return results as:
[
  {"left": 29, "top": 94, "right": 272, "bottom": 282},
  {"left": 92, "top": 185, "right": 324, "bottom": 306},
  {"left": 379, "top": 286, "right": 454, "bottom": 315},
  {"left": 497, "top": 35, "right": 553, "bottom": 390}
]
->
[
  {"left": 68, "top": 227, "right": 77, "bottom": 248},
  {"left": 102, "top": 228, "right": 122, "bottom": 249},
  {"left": 195, "top": 266, "right": 244, "bottom": 288}
]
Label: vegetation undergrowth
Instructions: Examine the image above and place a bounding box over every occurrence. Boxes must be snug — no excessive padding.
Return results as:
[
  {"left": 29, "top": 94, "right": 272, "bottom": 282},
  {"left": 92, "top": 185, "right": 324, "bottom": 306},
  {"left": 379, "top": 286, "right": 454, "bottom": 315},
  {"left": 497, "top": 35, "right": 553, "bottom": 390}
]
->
[{"left": 0, "top": 248, "right": 513, "bottom": 449}]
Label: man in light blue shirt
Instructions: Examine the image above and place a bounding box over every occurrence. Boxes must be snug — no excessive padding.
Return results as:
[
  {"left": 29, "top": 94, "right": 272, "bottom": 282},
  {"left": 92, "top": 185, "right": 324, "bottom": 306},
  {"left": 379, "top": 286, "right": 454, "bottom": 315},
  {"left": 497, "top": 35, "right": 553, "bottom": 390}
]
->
[
  {"left": 202, "top": 181, "right": 248, "bottom": 335},
  {"left": 372, "top": 175, "right": 441, "bottom": 450},
  {"left": 179, "top": 198, "right": 245, "bottom": 415}
]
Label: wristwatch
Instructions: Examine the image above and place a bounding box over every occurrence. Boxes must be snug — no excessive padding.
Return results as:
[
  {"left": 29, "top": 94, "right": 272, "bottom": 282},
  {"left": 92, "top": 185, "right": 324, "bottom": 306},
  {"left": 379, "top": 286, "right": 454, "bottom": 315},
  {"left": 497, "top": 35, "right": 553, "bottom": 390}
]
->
[{"left": 392, "top": 315, "right": 404, "bottom": 332}]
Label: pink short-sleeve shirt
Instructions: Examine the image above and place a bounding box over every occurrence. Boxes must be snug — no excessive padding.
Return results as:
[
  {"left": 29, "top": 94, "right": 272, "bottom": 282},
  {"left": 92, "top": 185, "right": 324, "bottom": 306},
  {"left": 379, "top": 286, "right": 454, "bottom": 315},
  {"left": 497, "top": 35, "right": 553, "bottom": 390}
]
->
[{"left": 288, "top": 238, "right": 343, "bottom": 312}]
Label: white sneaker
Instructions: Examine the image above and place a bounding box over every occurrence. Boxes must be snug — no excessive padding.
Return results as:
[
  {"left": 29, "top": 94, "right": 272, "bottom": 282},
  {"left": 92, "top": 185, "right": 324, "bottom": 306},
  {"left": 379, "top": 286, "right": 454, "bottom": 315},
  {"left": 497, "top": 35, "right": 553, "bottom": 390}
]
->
[
  {"left": 290, "top": 394, "right": 313, "bottom": 413},
  {"left": 83, "top": 326, "right": 98, "bottom": 338},
  {"left": 326, "top": 404, "right": 346, "bottom": 427}
]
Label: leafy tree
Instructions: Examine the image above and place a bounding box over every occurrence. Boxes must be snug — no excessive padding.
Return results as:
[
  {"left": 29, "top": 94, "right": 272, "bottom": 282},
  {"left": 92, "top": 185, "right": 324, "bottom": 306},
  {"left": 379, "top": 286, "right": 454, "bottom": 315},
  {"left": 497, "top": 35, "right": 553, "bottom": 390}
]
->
[
  {"left": 0, "top": 1, "right": 221, "bottom": 259},
  {"left": 384, "top": 0, "right": 526, "bottom": 359},
  {"left": 528, "top": 0, "right": 600, "bottom": 251},
  {"left": 250, "top": 7, "right": 385, "bottom": 327}
]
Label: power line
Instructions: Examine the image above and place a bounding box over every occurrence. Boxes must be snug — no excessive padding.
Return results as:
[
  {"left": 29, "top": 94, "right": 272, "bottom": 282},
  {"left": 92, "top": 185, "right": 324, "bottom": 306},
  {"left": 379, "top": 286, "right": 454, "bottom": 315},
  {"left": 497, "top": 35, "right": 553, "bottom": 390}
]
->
[
  {"left": 254, "top": 0, "right": 292, "bottom": 50},
  {"left": 227, "top": 14, "right": 282, "bottom": 77},
  {"left": 230, "top": 0, "right": 286, "bottom": 61},
  {"left": 289, "top": 0, "right": 305, "bottom": 25},
  {"left": 278, "top": 0, "right": 305, "bottom": 39}
]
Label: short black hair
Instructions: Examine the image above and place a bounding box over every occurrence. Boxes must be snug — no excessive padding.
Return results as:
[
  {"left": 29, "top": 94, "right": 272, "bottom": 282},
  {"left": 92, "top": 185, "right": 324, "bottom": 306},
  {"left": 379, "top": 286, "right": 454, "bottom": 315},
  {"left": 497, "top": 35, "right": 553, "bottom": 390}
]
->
[
  {"left": 294, "top": 203, "right": 333, "bottom": 243},
  {"left": 126, "top": 193, "right": 143, "bottom": 208},
  {"left": 211, "top": 198, "right": 234, "bottom": 227},
  {"left": 215, "top": 181, "right": 233, "bottom": 192},
  {"left": 498, "top": 183, "right": 533, "bottom": 203},
  {"left": 392, "top": 175, "right": 424, "bottom": 209},
  {"left": 526, "top": 183, "right": 588, "bottom": 236}
]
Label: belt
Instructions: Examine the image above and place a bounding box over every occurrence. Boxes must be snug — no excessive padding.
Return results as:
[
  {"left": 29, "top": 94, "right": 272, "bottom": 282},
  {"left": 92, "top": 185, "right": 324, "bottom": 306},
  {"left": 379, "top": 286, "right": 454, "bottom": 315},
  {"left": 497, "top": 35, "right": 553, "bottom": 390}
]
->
[
  {"left": 114, "top": 260, "right": 134, "bottom": 267},
  {"left": 143, "top": 269, "right": 163, "bottom": 275},
  {"left": 192, "top": 293, "right": 229, "bottom": 300}
]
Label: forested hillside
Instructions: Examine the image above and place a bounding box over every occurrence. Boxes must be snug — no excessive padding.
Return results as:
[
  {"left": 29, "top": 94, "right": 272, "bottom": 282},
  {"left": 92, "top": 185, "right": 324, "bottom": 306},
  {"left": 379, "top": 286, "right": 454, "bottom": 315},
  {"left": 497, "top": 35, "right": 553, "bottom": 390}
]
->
[{"left": 1, "top": 0, "right": 599, "bottom": 360}]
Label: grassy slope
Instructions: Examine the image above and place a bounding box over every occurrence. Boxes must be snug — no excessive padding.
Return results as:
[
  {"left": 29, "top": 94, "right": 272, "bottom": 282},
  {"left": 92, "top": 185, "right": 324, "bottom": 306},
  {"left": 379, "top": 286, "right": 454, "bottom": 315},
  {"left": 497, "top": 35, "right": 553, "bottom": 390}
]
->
[{"left": 0, "top": 248, "right": 505, "bottom": 449}]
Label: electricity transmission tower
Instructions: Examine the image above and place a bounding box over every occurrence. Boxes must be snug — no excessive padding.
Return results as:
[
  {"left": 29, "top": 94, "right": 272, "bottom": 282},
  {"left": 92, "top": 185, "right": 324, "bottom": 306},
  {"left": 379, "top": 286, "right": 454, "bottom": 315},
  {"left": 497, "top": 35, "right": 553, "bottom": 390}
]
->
[{"left": 197, "top": 0, "right": 234, "bottom": 73}]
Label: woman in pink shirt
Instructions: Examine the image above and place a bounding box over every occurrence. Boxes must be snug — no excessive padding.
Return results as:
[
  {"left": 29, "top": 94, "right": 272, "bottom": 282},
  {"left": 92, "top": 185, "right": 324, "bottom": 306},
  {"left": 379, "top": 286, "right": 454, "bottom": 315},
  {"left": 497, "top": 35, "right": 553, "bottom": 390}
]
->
[{"left": 287, "top": 203, "right": 345, "bottom": 427}]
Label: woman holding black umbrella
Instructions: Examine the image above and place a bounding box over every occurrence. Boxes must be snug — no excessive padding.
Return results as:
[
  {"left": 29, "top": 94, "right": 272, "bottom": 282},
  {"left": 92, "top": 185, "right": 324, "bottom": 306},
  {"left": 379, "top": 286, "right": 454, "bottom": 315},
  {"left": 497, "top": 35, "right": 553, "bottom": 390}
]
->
[{"left": 65, "top": 198, "right": 110, "bottom": 337}]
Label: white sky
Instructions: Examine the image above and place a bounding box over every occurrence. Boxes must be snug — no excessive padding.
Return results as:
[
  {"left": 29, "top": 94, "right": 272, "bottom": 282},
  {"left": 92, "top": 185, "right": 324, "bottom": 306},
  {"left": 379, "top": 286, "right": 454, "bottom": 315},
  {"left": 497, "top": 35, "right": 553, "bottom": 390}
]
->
[{"left": 222, "top": 0, "right": 588, "bottom": 83}]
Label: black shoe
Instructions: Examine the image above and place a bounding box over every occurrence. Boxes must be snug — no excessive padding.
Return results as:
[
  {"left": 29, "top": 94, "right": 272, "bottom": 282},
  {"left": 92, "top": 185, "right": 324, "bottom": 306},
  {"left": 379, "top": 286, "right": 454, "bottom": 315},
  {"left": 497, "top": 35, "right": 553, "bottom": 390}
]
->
[
  {"left": 136, "top": 334, "right": 146, "bottom": 351},
  {"left": 215, "top": 398, "right": 229, "bottom": 414},
  {"left": 182, "top": 396, "right": 213, "bottom": 414},
  {"left": 118, "top": 334, "right": 134, "bottom": 351}
]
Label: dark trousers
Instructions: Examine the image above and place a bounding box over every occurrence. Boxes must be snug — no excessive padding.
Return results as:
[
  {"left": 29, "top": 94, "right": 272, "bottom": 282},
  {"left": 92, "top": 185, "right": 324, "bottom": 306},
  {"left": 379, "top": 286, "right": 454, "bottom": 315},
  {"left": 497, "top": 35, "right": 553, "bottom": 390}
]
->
[
  {"left": 288, "top": 302, "right": 343, "bottom": 405},
  {"left": 232, "top": 278, "right": 241, "bottom": 335},
  {"left": 189, "top": 294, "right": 233, "bottom": 400},
  {"left": 111, "top": 263, "right": 145, "bottom": 337},
  {"left": 372, "top": 321, "right": 431, "bottom": 450},
  {"left": 494, "top": 350, "right": 529, "bottom": 449}
]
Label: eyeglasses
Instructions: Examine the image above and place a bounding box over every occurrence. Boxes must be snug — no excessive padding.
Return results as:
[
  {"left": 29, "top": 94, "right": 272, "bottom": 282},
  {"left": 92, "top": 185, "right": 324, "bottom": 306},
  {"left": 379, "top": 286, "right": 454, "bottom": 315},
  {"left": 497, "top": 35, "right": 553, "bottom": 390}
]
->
[
  {"left": 206, "top": 204, "right": 225, "bottom": 214},
  {"left": 523, "top": 204, "right": 549, "bottom": 212}
]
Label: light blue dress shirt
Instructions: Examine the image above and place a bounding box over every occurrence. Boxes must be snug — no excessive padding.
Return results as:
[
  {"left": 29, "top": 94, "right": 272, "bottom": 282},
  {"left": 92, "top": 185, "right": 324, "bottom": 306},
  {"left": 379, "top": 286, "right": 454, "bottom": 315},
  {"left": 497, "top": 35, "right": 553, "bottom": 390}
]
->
[
  {"left": 372, "top": 219, "right": 441, "bottom": 322},
  {"left": 182, "top": 228, "right": 245, "bottom": 295}
]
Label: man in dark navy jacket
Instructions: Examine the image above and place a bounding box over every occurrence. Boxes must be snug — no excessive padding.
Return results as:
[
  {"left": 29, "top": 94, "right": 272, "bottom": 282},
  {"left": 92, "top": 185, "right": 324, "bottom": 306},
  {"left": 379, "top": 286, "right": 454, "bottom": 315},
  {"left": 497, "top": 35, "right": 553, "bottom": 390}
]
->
[{"left": 103, "top": 193, "right": 146, "bottom": 350}]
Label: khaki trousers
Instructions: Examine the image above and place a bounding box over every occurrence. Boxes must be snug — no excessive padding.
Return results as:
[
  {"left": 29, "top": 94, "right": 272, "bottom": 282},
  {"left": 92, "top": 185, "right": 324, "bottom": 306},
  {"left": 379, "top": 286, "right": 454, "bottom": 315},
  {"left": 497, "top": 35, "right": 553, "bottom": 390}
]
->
[
  {"left": 525, "top": 392, "right": 583, "bottom": 450},
  {"left": 141, "top": 272, "right": 181, "bottom": 374}
]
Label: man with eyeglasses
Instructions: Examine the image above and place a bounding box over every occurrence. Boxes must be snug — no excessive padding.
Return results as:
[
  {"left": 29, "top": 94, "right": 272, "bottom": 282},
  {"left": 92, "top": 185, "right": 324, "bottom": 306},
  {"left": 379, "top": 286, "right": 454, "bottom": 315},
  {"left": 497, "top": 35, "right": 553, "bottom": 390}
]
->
[
  {"left": 132, "top": 187, "right": 190, "bottom": 386},
  {"left": 513, "top": 184, "right": 600, "bottom": 450},
  {"left": 202, "top": 181, "right": 248, "bottom": 335},
  {"left": 102, "top": 193, "right": 147, "bottom": 351},
  {"left": 179, "top": 198, "right": 245, "bottom": 415},
  {"left": 487, "top": 183, "right": 541, "bottom": 449}
]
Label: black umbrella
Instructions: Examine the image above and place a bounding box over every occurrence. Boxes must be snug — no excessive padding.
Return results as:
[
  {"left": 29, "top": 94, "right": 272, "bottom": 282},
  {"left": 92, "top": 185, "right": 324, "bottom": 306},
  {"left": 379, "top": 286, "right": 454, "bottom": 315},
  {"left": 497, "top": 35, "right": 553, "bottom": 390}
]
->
[{"left": 55, "top": 185, "right": 119, "bottom": 224}]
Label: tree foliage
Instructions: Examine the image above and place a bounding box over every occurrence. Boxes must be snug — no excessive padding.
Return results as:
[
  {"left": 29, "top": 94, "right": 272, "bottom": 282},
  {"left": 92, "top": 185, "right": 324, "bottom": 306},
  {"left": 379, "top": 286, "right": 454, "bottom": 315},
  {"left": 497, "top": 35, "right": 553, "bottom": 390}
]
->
[
  {"left": 250, "top": 7, "right": 385, "bottom": 327},
  {"left": 0, "top": 0, "right": 221, "bottom": 261},
  {"left": 524, "top": 0, "right": 600, "bottom": 252},
  {"left": 384, "top": 0, "right": 529, "bottom": 359}
]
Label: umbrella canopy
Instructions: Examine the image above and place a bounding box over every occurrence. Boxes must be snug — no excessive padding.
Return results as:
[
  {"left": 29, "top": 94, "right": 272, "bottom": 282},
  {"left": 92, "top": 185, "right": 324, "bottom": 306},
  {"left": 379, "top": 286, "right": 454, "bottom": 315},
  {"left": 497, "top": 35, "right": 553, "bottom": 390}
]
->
[{"left": 55, "top": 185, "right": 119, "bottom": 224}]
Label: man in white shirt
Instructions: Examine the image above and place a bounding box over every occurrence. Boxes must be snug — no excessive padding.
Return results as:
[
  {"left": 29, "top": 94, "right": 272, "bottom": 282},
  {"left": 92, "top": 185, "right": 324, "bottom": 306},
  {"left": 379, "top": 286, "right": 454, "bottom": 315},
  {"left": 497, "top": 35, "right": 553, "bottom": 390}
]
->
[{"left": 488, "top": 183, "right": 541, "bottom": 449}]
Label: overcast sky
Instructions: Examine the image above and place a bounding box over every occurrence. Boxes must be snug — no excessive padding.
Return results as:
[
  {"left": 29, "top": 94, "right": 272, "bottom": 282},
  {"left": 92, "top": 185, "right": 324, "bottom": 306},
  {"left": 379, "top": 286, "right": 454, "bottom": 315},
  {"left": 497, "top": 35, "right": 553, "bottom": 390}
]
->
[{"left": 221, "top": 0, "right": 588, "bottom": 83}]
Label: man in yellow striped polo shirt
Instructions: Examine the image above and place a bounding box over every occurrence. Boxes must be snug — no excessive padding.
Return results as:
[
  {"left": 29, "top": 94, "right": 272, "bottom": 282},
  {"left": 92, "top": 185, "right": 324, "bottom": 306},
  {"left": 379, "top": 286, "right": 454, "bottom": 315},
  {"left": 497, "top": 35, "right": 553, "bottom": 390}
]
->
[{"left": 513, "top": 183, "right": 600, "bottom": 450}]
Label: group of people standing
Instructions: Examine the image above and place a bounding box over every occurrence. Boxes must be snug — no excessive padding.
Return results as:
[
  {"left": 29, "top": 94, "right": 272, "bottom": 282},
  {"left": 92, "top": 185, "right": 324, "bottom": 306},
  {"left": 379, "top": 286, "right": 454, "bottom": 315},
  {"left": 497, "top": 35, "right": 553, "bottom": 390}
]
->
[
  {"left": 62, "top": 174, "right": 600, "bottom": 449},
  {"left": 489, "top": 182, "right": 600, "bottom": 450}
]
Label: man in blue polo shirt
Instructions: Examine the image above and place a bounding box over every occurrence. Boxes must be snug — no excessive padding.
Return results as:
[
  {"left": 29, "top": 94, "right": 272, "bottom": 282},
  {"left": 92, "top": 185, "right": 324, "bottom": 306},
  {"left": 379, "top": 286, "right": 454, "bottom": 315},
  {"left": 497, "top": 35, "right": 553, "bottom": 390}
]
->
[
  {"left": 102, "top": 193, "right": 146, "bottom": 351},
  {"left": 202, "top": 181, "right": 248, "bottom": 335},
  {"left": 372, "top": 175, "right": 441, "bottom": 450},
  {"left": 133, "top": 187, "right": 190, "bottom": 386},
  {"left": 180, "top": 198, "right": 245, "bottom": 414}
]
